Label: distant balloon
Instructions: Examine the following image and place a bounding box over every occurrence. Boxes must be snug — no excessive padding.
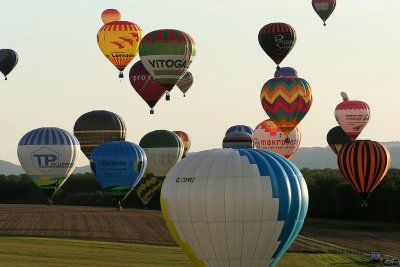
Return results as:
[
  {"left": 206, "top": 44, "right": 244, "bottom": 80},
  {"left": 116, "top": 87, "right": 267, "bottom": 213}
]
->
[
  {"left": 91, "top": 141, "right": 147, "bottom": 208},
  {"left": 139, "top": 130, "right": 184, "bottom": 177},
  {"left": 225, "top": 125, "right": 253, "bottom": 136},
  {"left": 260, "top": 76, "right": 313, "bottom": 135},
  {"left": 101, "top": 9, "right": 121, "bottom": 24},
  {"left": 274, "top": 67, "right": 298, "bottom": 78},
  {"left": 258, "top": 23, "right": 296, "bottom": 69},
  {"left": 176, "top": 71, "right": 194, "bottom": 97},
  {"left": 139, "top": 29, "right": 196, "bottom": 100},
  {"left": 253, "top": 119, "right": 301, "bottom": 159},
  {"left": 73, "top": 110, "right": 126, "bottom": 160},
  {"left": 222, "top": 132, "right": 254, "bottom": 149},
  {"left": 129, "top": 60, "right": 166, "bottom": 114},
  {"left": 0, "top": 49, "right": 18, "bottom": 80},
  {"left": 334, "top": 92, "right": 370, "bottom": 141},
  {"left": 161, "top": 149, "right": 308, "bottom": 267},
  {"left": 173, "top": 131, "right": 191, "bottom": 158},
  {"left": 17, "top": 127, "right": 80, "bottom": 202},
  {"left": 97, "top": 21, "right": 143, "bottom": 78},
  {"left": 326, "top": 126, "right": 351, "bottom": 155},
  {"left": 312, "top": 0, "right": 336, "bottom": 26},
  {"left": 338, "top": 140, "right": 390, "bottom": 207}
]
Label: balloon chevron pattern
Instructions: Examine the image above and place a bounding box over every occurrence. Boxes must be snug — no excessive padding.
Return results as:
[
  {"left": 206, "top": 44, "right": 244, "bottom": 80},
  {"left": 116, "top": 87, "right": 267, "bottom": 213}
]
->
[{"left": 260, "top": 76, "right": 312, "bottom": 135}]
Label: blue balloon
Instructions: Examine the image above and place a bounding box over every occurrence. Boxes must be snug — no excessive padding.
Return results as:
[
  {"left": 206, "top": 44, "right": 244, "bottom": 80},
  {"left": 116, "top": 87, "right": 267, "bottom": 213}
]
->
[
  {"left": 274, "top": 67, "right": 298, "bottom": 78},
  {"left": 91, "top": 141, "right": 147, "bottom": 204},
  {"left": 225, "top": 124, "right": 253, "bottom": 136}
]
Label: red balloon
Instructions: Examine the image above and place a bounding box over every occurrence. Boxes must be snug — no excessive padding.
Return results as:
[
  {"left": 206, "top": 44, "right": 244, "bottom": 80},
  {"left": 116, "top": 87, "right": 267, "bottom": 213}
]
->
[{"left": 129, "top": 61, "right": 166, "bottom": 114}]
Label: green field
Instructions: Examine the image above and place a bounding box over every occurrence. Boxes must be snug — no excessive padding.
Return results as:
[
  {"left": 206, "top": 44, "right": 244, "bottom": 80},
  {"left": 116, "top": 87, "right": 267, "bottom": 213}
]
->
[{"left": 0, "top": 236, "right": 378, "bottom": 267}]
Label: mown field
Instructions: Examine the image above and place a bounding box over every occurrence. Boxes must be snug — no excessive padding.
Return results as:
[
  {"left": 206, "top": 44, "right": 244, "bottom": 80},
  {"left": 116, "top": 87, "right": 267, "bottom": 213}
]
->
[{"left": 0, "top": 204, "right": 398, "bottom": 266}]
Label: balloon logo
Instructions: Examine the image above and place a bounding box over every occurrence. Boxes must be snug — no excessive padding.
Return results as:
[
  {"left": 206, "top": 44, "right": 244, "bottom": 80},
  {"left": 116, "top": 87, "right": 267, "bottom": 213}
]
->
[
  {"left": 312, "top": 0, "right": 336, "bottom": 26},
  {"left": 101, "top": 9, "right": 121, "bottom": 24},
  {"left": 334, "top": 92, "right": 370, "bottom": 141},
  {"left": 0, "top": 49, "right": 18, "bottom": 80},
  {"left": 253, "top": 119, "right": 301, "bottom": 159},
  {"left": 97, "top": 21, "right": 143, "bottom": 78},
  {"left": 17, "top": 127, "right": 80, "bottom": 203},
  {"left": 161, "top": 149, "right": 308, "bottom": 266},
  {"left": 326, "top": 126, "right": 351, "bottom": 155},
  {"left": 222, "top": 132, "right": 254, "bottom": 149},
  {"left": 260, "top": 76, "right": 312, "bottom": 135},
  {"left": 258, "top": 23, "right": 296, "bottom": 69},
  {"left": 338, "top": 140, "right": 390, "bottom": 207},
  {"left": 176, "top": 71, "right": 194, "bottom": 97}
]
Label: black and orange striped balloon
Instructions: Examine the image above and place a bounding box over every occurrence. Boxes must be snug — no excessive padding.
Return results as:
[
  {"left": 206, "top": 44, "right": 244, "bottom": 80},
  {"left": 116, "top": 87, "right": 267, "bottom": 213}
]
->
[{"left": 337, "top": 140, "right": 390, "bottom": 207}]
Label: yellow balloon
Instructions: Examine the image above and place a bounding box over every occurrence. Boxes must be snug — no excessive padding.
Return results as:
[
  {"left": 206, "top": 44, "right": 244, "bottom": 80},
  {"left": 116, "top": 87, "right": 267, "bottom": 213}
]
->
[{"left": 97, "top": 21, "right": 143, "bottom": 78}]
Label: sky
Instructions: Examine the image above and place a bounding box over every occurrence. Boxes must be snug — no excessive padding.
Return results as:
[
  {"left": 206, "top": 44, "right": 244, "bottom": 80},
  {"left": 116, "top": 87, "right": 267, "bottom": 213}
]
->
[{"left": 1, "top": 0, "right": 399, "bottom": 167}]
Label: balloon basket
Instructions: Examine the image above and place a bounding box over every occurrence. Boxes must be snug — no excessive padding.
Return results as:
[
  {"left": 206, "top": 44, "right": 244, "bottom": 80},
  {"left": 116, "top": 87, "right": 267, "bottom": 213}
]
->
[
  {"left": 361, "top": 200, "right": 368, "bottom": 208},
  {"left": 166, "top": 94, "right": 170, "bottom": 101},
  {"left": 47, "top": 199, "right": 54, "bottom": 206},
  {"left": 119, "top": 72, "right": 124, "bottom": 79},
  {"left": 150, "top": 109, "right": 154, "bottom": 114}
]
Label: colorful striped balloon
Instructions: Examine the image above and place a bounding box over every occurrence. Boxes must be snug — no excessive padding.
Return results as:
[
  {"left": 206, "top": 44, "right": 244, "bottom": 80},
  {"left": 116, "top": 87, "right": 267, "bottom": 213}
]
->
[
  {"left": 173, "top": 131, "right": 191, "bottom": 158},
  {"left": 260, "top": 77, "right": 312, "bottom": 135},
  {"left": 139, "top": 29, "right": 196, "bottom": 93},
  {"left": 135, "top": 170, "right": 163, "bottom": 206},
  {"left": 176, "top": 71, "right": 194, "bottom": 96},
  {"left": 222, "top": 132, "right": 254, "bottom": 149},
  {"left": 337, "top": 140, "right": 390, "bottom": 207},
  {"left": 225, "top": 125, "right": 253, "bottom": 136},
  {"left": 101, "top": 9, "right": 121, "bottom": 24}
]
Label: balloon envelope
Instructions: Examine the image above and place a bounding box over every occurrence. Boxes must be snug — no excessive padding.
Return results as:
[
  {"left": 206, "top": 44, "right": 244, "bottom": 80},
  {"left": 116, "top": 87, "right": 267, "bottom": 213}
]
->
[
  {"left": 274, "top": 67, "right": 298, "bottom": 78},
  {"left": 73, "top": 110, "right": 126, "bottom": 160},
  {"left": 135, "top": 170, "right": 163, "bottom": 206},
  {"left": 176, "top": 71, "right": 194, "bottom": 96},
  {"left": 225, "top": 125, "right": 253, "bottom": 136},
  {"left": 17, "top": 127, "right": 80, "bottom": 199},
  {"left": 326, "top": 126, "right": 351, "bottom": 155},
  {"left": 101, "top": 9, "right": 121, "bottom": 24},
  {"left": 0, "top": 49, "right": 18, "bottom": 80},
  {"left": 312, "top": 0, "right": 336, "bottom": 26},
  {"left": 161, "top": 148, "right": 308, "bottom": 266},
  {"left": 173, "top": 131, "right": 191, "bottom": 158},
  {"left": 222, "top": 132, "right": 254, "bottom": 149},
  {"left": 253, "top": 119, "right": 301, "bottom": 159}
]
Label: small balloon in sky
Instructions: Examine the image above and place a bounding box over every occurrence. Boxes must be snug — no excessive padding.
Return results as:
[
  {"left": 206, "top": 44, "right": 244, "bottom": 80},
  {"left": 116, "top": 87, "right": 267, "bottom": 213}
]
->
[{"left": 101, "top": 9, "right": 121, "bottom": 24}]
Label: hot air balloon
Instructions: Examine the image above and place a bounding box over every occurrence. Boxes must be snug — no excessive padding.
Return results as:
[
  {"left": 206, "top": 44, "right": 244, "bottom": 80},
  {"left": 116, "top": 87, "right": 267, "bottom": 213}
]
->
[
  {"left": 161, "top": 148, "right": 308, "bottom": 266},
  {"left": 253, "top": 119, "right": 301, "bottom": 159},
  {"left": 326, "top": 126, "right": 351, "bottom": 155},
  {"left": 73, "top": 110, "right": 126, "bottom": 160},
  {"left": 334, "top": 92, "right": 370, "bottom": 141},
  {"left": 139, "top": 130, "right": 184, "bottom": 177},
  {"left": 312, "top": 0, "right": 336, "bottom": 26},
  {"left": 97, "top": 21, "right": 143, "bottom": 78},
  {"left": 90, "top": 141, "right": 147, "bottom": 209},
  {"left": 0, "top": 49, "right": 18, "bottom": 80},
  {"left": 173, "top": 131, "right": 191, "bottom": 158},
  {"left": 258, "top": 23, "right": 296, "bottom": 70},
  {"left": 338, "top": 140, "right": 390, "bottom": 207},
  {"left": 101, "top": 9, "right": 121, "bottom": 24},
  {"left": 129, "top": 60, "right": 166, "bottom": 114},
  {"left": 176, "top": 71, "right": 194, "bottom": 97},
  {"left": 222, "top": 132, "right": 254, "bottom": 149},
  {"left": 225, "top": 125, "right": 253, "bottom": 136},
  {"left": 17, "top": 127, "right": 80, "bottom": 204},
  {"left": 274, "top": 67, "right": 298, "bottom": 78},
  {"left": 260, "top": 76, "right": 312, "bottom": 135},
  {"left": 139, "top": 29, "right": 196, "bottom": 100},
  {"left": 135, "top": 170, "right": 163, "bottom": 206}
]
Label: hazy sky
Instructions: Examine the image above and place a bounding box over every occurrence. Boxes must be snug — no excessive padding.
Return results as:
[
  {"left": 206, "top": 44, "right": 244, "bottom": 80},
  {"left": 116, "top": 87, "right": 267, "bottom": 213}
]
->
[{"left": 1, "top": 0, "right": 399, "bottom": 167}]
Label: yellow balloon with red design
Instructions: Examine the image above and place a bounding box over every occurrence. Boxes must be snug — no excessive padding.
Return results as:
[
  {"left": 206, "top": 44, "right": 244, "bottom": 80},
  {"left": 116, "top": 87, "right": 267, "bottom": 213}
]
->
[{"left": 97, "top": 21, "right": 143, "bottom": 78}]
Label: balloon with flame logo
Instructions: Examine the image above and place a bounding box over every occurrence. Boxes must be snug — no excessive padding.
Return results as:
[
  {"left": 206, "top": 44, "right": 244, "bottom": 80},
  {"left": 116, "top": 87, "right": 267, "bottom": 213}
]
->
[
  {"left": 334, "top": 92, "right": 370, "bottom": 140},
  {"left": 260, "top": 76, "right": 312, "bottom": 135},
  {"left": 222, "top": 132, "right": 254, "bottom": 149},
  {"left": 176, "top": 71, "right": 194, "bottom": 97},
  {"left": 258, "top": 23, "right": 296, "bottom": 70},
  {"left": 326, "top": 126, "right": 351, "bottom": 155},
  {"left": 0, "top": 49, "right": 18, "bottom": 80},
  {"left": 338, "top": 140, "right": 390, "bottom": 207},
  {"left": 101, "top": 9, "right": 121, "bottom": 24},
  {"left": 253, "top": 119, "right": 301, "bottom": 159},
  {"left": 73, "top": 110, "right": 126, "bottom": 160},
  {"left": 225, "top": 125, "right": 253, "bottom": 136},
  {"left": 173, "top": 131, "right": 191, "bottom": 158},
  {"left": 90, "top": 141, "right": 147, "bottom": 209},
  {"left": 312, "top": 0, "right": 336, "bottom": 26},
  {"left": 129, "top": 60, "right": 166, "bottom": 114},
  {"left": 97, "top": 21, "right": 143, "bottom": 78},
  {"left": 139, "top": 29, "right": 196, "bottom": 100},
  {"left": 274, "top": 67, "right": 298, "bottom": 78},
  {"left": 17, "top": 127, "right": 80, "bottom": 203},
  {"left": 161, "top": 148, "right": 308, "bottom": 267}
]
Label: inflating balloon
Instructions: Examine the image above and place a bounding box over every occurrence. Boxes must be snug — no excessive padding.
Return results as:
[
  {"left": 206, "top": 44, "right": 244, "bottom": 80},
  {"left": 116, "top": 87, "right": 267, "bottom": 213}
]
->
[
  {"left": 17, "top": 127, "right": 80, "bottom": 203},
  {"left": 326, "top": 126, "right": 351, "bottom": 155},
  {"left": 0, "top": 49, "right": 18, "bottom": 80},
  {"left": 334, "top": 92, "right": 370, "bottom": 141},
  {"left": 176, "top": 71, "right": 194, "bottom": 97},
  {"left": 258, "top": 23, "right": 296, "bottom": 70},
  {"left": 274, "top": 67, "right": 298, "bottom": 78},
  {"left": 222, "top": 132, "right": 254, "bottom": 149},
  {"left": 101, "top": 9, "right": 121, "bottom": 24},
  {"left": 338, "top": 140, "right": 390, "bottom": 207},
  {"left": 225, "top": 125, "right": 253, "bottom": 136},
  {"left": 129, "top": 60, "right": 166, "bottom": 114},
  {"left": 173, "top": 131, "right": 191, "bottom": 158},
  {"left": 97, "top": 21, "right": 143, "bottom": 78},
  {"left": 312, "top": 0, "right": 336, "bottom": 26},
  {"left": 253, "top": 119, "right": 301, "bottom": 159},
  {"left": 161, "top": 149, "right": 308, "bottom": 267},
  {"left": 260, "top": 76, "right": 312, "bottom": 135}
]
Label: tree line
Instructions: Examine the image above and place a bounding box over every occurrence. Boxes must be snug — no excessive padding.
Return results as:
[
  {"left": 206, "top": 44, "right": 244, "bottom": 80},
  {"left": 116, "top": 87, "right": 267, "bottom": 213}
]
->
[{"left": 0, "top": 169, "right": 399, "bottom": 223}]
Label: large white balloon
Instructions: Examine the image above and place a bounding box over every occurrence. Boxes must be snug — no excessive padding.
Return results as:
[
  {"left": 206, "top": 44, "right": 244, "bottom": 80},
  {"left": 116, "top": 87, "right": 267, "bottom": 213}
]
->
[{"left": 161, "top": 149, "right": 308, "bottom": 266}]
